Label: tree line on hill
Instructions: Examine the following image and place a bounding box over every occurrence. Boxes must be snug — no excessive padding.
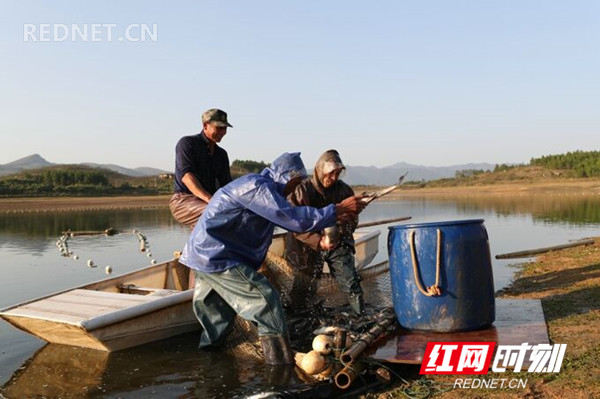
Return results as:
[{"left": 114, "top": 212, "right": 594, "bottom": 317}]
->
[
  {"left": 230, "top": 159, "right": 270, "bottom": 178},
  {"left": 0, "top": 167, "right": 171, "bottom": 196},
  {"left": 487, "top": 151, "right": 600, "bottom": 178},
  {"left": 530, "top": 150, "right": 600, "bottom": 177}
]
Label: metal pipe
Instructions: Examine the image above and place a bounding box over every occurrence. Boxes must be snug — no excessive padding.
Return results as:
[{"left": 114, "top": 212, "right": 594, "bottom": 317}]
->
[
  {"left": 334, "top": 361, "right": 366, "bottom": 389},
  {"left": 340, "top": 309, "right": 397, "bottom": 365},
  {"left": 332, "top": 329, "right": 347, "bottom": 359}
]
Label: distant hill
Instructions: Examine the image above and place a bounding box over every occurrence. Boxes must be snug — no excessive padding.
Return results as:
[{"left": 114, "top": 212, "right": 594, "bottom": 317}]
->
[
  {"left": 0, "top": 154, "right": 55, "bottom": 176},
  {"left": 1, "top": 153, "right": 495, "bottom": 184},
  {"left": 134, "top": 167, "right": 171, "bottom": 176},
  {"left": 0, "top": 154, "right": 170, "bottom": 178},
  {"left": 343, "top": 162, "right": 495, "bottom": 185},
  {"left": 82, "top": 163, "right": 171, "bottom": 177}
]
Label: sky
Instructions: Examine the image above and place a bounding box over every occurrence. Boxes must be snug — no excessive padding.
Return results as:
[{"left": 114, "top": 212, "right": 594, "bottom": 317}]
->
[{"left": 0, "top": 1, "right": 598, "bottom": 172}]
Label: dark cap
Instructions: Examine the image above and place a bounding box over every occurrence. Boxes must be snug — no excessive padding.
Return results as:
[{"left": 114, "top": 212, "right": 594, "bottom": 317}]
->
[{"left": 202, "top": 108, "right": 233, "bottom": 127}]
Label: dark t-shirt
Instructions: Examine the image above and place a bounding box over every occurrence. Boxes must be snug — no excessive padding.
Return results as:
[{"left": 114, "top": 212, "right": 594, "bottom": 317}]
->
[{"left": 173, "top": 131, "right": 232, "bottom": 194}]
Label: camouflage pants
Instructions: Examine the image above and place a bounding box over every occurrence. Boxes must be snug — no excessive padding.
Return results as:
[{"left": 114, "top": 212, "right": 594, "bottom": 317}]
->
[
  {"left": 289, "top": 244, "right": 363, "bottom": 308},
  {"left": 325, "top": 244, "right": 363, "bottom": 295}
]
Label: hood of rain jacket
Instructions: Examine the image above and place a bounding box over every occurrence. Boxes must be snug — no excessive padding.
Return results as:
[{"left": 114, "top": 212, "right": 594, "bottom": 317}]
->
[{"left": 180, "top": 152, "right": 337, "bottom": 273}]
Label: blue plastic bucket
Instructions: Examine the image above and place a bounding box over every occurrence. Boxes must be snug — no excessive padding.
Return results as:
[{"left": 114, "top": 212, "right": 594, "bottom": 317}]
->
[{"left": 387, "top": 219, "right": 495, "bottom": 332}]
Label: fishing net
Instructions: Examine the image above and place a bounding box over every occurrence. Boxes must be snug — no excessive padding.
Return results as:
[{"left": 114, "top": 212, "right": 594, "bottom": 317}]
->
[
  {"left": 223, "top": 251, "right": 393, "bottom": 360},
  {"left": 259, "top": 251, "right": 393, "bottom": 309}
]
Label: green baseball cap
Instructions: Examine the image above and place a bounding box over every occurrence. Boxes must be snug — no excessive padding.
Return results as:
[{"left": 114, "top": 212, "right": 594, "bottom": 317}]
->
[{"left": 202, "top": 108, "right": 233, "bottom": 127}]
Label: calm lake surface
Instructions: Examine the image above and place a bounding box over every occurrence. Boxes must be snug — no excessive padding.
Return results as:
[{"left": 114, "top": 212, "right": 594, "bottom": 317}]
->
[{"left": 1, "top": 195, "right": 599, "bottom": 398}]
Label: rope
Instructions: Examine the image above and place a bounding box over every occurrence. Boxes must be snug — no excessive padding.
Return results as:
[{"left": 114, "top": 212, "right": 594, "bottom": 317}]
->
[{"left": 409, "top": 229, "right": 443, "bottom": 296}]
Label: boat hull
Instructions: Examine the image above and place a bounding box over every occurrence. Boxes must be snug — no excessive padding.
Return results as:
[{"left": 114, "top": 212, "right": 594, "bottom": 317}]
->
[
  {"left": 1, "top": 260, "right": 199, "bottom": 352},
  {"left": 2, "top": 302, "right": 199, "bottom": 352}
]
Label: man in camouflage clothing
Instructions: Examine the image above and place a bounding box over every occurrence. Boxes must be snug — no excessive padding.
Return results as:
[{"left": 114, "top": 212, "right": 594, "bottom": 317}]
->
[{"left": 285, "top": 149, "right": 366, "bottom": 315}]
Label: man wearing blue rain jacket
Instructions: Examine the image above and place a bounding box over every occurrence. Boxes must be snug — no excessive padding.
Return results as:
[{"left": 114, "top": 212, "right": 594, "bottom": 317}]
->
[{"left": 180, "top": 152, "right": 365, "bottom": 365}]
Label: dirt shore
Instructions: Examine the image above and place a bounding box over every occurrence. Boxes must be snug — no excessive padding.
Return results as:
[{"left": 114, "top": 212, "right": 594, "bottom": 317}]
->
[{"left": 0, "top": 195, "right": 171, "bottom": 213}]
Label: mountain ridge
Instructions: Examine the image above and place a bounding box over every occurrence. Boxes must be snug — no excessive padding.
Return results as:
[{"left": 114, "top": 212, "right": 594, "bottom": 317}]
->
[
  {"left": 342, "top": 162, "right": 494, "bottom": 185},
  {"left": 0, "top": 155, "right": 171, "bottom": 178},
  {"left": 0, "top": 154, "right": 495, "bottom": 184}
]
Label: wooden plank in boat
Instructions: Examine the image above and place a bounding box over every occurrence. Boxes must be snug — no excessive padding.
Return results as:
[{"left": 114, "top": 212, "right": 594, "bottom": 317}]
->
[
  {"left": 2, "top": 289, "right": 157, "bottom": 325},
  {"left": 368, "top": 299, "right": 549, "bottom": 365}
]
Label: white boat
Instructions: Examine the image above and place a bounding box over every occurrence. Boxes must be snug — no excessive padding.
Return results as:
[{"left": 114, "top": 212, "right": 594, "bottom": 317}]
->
[
  {"left": 0, "top": 228, "right": 381, "bottom": 352},
  {"left": 0, "top": 259, "right": 197, "bottom": 352}
]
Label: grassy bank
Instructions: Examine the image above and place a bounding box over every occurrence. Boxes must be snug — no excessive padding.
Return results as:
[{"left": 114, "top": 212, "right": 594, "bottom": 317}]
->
[{"left": 364, "top": 238, "right": 600, "bottom": 398}]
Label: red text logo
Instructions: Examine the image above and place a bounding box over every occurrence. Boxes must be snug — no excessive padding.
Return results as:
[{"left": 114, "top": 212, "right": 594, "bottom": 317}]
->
[{"left": 420, "top": 342, "right": 496, "bottom": 375}]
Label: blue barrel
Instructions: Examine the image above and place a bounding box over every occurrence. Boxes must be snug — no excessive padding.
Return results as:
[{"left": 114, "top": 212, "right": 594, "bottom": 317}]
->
[{"left": 388, "top": 219, "right": 495, "bottom": 332}]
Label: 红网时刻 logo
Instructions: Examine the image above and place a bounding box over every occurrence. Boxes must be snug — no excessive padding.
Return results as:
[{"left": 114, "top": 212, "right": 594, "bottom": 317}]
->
[{"left": 419, "top": 342, "right": 567, "bottom": 389}]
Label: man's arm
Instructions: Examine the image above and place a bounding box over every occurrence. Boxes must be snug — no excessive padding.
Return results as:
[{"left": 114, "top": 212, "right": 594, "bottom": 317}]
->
[
  {"left": 182, "top": 173, "right": 213, "bottom": 202},
  {"left": 240, "top": 183, "right": 336, "bottom": 233},
  {"left": 241, "top": 183, "right": 365, "bottom": 235}
]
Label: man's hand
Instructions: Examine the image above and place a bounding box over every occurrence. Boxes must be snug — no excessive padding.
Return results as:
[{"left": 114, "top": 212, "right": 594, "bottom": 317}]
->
[
  {"left": 182, "top": 173, "right": 212, "bottom": 203},
  {"left": 318, "top": 234, "right": 334, "bottom": 251},
  {"left": 334, "top": 195, "right": 367, "bottom": 223}
]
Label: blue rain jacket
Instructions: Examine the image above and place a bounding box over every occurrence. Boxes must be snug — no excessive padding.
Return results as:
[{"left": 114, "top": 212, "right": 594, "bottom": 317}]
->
[{"left": 180, "top": 152, "right": 337, "bottom": 273}]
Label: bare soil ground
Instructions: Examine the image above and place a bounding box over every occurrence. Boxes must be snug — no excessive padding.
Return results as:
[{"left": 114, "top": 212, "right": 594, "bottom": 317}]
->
[{"left": 0, "top": 195, "right": 171, "bottom": 213}]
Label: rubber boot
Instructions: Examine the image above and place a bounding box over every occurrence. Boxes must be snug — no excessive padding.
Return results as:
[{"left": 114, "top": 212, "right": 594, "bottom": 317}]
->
[
  {"left": 264, "top": 364, "right": 294, "bottom": 386},
  {"left": 260, "top": 334, "right": 294, "bottom": 365},
  {"left": 349, "top": 292, "right": 365, "bottom": 316}
]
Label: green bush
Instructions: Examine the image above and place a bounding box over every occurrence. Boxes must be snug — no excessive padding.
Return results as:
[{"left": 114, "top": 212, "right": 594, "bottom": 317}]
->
[{"left": 531, "top": 151, "right": 600, "bottom": 177}]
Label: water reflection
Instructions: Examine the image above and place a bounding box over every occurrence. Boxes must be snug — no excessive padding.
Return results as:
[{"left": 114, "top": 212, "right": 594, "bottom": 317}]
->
[
  {"left": 0, "top": 209, "right": 183, "bottom": 257},
  {"left": 422, "top": 194, "right": 600, "bottom": 225},
  {"left": 0, "top": 209, "right": 179, "bottom": 238},
  {"left": 0, "top": 333, "right": 287, "bottom": 399}
]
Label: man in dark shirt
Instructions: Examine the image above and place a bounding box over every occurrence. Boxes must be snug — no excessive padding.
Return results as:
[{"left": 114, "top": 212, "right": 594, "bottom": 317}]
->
[{"left": 170, "top": 108, "right": 233, "bottom": 228}]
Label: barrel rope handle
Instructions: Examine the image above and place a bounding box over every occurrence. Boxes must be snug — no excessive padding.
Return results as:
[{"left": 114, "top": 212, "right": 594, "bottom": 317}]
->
[{"left": 409, "top": 229, "right": 443, "bottom": 296}]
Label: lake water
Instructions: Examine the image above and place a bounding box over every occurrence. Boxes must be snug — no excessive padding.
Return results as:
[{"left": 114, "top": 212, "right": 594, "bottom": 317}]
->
[{"left": 1, "top": 195, "right": 599, "bottom": 398}]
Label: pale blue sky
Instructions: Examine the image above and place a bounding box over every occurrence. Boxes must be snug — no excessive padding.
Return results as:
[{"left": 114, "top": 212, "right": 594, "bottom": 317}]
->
[{"left": 1, "top": 1, "right": 598, "bottom": 171}]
